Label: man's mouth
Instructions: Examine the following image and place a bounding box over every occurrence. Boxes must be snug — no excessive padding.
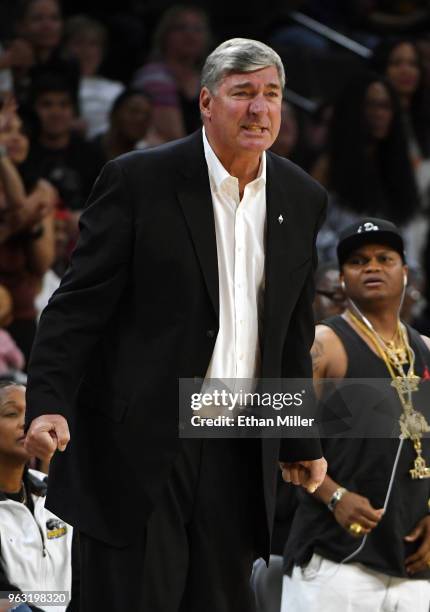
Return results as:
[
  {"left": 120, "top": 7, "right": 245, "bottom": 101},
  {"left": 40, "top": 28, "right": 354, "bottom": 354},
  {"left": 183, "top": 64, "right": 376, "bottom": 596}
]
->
[
  {"left": 242, "top": 125, "right": 268, "bottom": 133},
  {"left": 363, "top": 277, "right": 384, "bottom": 287}
]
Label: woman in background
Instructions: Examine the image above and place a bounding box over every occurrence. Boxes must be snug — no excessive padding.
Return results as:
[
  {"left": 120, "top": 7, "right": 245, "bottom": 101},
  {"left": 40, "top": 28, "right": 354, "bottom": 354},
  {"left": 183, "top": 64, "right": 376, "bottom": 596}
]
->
[
  {"left": 132, "top": 5, "right": 211, "bottom": 143},
  {"left": 0, "top": 98, "right": 56, "bottom": 364},
  {"left": 312, "top": 73, "right": 420, "bottom": 262}
]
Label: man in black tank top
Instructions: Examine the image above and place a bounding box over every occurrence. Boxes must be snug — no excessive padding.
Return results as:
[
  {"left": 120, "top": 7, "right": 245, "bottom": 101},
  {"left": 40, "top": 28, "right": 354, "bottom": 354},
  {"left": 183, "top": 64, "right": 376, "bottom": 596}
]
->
[{"left": 281, "top": 218, "right": 430, "bottom": 611}]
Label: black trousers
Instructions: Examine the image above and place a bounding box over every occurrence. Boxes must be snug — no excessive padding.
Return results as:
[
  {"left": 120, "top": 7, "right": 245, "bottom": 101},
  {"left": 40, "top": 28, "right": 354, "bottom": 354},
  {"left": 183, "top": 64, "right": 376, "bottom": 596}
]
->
[{"left": 79, "top": 439, "right": 264, "bottom": 612}]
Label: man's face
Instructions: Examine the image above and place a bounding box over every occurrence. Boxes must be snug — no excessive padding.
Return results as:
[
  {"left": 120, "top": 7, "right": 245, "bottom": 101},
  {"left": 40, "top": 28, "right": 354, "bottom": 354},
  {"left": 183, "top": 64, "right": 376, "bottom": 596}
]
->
[
  {"left": 0, "top": 386, "right": 29, "bottom": 463},
  {"left": 314, "top": 269, "right": 346, "bottom": 322},
  {"left": 115, "top": 95, "right": 152, "bottom": 143},
  {"left": 200, "top": 65, "right": 282, "bottom": 159},
  {"left": 34, "top": 92, "right": 75, "bottom": 138},
  {"left": 340, "top": 243, "right": 407, "bottom": 305}
]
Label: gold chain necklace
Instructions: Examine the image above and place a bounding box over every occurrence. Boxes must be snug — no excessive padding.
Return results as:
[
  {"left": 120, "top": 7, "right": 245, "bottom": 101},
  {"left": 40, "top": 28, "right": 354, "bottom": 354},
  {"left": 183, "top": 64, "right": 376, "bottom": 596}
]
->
[{"left": 347, "top": 310, "right": 430, "bottom": 479}]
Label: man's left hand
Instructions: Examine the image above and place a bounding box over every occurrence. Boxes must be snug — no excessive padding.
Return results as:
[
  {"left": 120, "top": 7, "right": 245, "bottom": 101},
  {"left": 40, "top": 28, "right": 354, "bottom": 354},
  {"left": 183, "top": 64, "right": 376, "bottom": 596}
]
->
[
  {"left": 405, "top": 516, "right": 430, "bottom": 575},
  {"left": 279, "top": 457, "right": 327, "bottom": 493}
]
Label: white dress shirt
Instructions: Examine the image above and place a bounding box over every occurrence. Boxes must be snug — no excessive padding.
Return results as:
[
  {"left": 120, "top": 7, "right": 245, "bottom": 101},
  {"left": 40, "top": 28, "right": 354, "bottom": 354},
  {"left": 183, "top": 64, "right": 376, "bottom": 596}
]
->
[{"left": 202, "top": 128, "right": 266, "bottom": 385}]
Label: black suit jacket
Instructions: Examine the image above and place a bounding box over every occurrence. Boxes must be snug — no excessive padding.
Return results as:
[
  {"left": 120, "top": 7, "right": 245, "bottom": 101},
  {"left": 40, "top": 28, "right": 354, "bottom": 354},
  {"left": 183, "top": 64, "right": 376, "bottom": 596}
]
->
[{"left": 26, "top": 130, "right": 326, "bottom": 558}]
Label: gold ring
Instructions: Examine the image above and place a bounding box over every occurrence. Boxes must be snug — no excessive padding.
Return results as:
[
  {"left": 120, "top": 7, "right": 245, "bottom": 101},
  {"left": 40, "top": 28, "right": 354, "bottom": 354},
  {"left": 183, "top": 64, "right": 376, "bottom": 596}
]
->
[{"left": 348, "top": 522, "right": 363, "bottom": 536}]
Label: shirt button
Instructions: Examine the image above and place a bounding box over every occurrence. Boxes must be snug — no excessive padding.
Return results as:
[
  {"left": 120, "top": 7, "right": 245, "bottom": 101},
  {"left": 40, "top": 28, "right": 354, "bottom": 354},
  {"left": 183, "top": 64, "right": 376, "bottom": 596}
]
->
[{"left": 206, "top": 329, "right": 216, "bottom": 338}]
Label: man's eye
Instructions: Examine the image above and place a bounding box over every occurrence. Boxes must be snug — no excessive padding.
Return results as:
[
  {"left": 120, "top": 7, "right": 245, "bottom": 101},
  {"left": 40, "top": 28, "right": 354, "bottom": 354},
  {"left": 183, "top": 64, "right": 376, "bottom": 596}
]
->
[{"left": 266, "top": 92, "right": 279, "bottom": 97}]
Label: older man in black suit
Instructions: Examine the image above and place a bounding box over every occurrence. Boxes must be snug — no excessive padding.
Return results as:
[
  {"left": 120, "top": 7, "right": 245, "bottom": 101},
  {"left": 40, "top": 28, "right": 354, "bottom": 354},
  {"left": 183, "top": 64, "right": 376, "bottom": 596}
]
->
[{"left": 24, "top": 38, "right": 327, "bottom": 611}]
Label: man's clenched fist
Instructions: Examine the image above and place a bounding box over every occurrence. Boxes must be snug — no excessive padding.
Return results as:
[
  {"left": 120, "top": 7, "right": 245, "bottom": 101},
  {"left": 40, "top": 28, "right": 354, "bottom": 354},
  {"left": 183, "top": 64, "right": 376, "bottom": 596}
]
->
[{"left": 24, "top": 414, "right": 70, "bottom": 461}]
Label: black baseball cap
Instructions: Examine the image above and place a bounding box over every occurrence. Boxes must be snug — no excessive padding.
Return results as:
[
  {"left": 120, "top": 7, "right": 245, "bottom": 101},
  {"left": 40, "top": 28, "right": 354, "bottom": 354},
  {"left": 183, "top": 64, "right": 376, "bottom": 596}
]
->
[{"left": 337, "top": 218, "right": 405, "bottom": 267}]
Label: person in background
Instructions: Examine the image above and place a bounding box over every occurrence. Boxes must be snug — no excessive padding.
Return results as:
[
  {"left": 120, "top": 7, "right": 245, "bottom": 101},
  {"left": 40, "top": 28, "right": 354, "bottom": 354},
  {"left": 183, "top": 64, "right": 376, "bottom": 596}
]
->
[
  {"left": 10, "top": 0, "right": 79, "bottom": 107},
  {"left": 313, "top": 73, "right": 420, "bottom": 262},
  {"left": 0, "top": 39, "right": 30, "bottom": 98},
  {"left": 132, "top": 5, "right": 211, "bottom": 143},
  {"left": 270, "top": 99, "right": 299, "bottom": 161},
  {"left": 313, "top": 261, "right": 346, "bottom": 323},
  {"left": 0, "top": 98, "right": 56, "bottom": 364},
  {"left": 0, "top": 381, "right": 75, "bottom": 612},
  {"left": 0, "top": 285, "right": 25, "bottom": 377},
  {"left": 23, "top": 73, "right": 104, "bottom": 216},
  {"left": 24, "top": 38, "right": 327, "bottom": 611},
  {"left": 91, "top": 89, "right": 153, "bottom": 163},
  {"left": 400, "top": 265, "right": 430, "bottom": 336},
  {"left": 282, "top": 218, "right": 430, "bottom": 612},
  {"left": 371, "top": 39, "right": 430, "bottom": 207},
  {"left": 63, "top": 15, "right": 124, "bottom": 140}
]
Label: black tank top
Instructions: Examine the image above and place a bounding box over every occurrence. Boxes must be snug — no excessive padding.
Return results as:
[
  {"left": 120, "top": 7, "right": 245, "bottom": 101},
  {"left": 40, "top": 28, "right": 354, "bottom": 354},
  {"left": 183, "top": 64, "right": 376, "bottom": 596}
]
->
[{"left": 285, "top": 315, "right": 430, "bottom": 578}]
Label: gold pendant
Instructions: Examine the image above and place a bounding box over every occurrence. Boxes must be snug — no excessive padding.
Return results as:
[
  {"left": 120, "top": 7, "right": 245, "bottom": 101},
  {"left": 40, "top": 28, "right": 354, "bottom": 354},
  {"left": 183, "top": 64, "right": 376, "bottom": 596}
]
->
[
  {"left": 410, "top": 437, "right": 430, "bottom": 479},
  {"left": 386, "top": 343, "right": 408, "bottom": 366},
  {"left": 391, "top": 375, "right": 420, "bottom": 395}
]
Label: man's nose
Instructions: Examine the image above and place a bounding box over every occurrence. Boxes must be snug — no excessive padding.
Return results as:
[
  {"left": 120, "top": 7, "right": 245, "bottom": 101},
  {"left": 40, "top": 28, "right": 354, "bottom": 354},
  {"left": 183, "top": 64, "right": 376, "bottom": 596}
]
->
[
  {"left": 364, "top": 256, "right": 381, "bottom": 271},
  {"left": 249, "top": 94, "right": 268, "bottom": 115}
]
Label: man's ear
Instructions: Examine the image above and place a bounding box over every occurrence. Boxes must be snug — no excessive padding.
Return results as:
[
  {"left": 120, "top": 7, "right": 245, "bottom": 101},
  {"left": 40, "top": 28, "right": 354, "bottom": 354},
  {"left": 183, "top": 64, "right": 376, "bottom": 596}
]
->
[{"left": 199, "top": 87, "right": 212, "bottom": 120}]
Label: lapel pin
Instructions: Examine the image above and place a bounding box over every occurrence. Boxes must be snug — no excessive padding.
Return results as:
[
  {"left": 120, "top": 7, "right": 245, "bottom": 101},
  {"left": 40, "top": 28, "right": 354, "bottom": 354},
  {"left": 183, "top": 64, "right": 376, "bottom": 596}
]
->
[{"left": 278, "top": 214, "right": 284, "bottom": 224}]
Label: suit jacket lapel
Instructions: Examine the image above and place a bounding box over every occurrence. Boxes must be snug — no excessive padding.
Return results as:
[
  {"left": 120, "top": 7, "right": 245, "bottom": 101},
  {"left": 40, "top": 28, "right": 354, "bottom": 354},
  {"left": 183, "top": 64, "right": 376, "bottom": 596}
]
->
[{"left": 176, "top": 131, "right": 219, "bottom": 319}]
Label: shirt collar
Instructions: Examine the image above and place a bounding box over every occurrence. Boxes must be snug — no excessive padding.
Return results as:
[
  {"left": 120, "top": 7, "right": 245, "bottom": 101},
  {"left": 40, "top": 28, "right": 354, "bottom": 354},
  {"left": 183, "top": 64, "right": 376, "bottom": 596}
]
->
[{"left": 202, "top": 127, "right": 266, "bottom": 193}]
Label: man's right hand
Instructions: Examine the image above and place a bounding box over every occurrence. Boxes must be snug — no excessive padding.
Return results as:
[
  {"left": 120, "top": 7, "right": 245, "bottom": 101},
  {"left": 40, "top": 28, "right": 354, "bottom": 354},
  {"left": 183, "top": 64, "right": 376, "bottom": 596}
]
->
[
  {"left": 24, "top": 415, "right": 70, "bottom": 461},
  {"left": 334, "top": 491, "right": 384, "bottom": 536}
]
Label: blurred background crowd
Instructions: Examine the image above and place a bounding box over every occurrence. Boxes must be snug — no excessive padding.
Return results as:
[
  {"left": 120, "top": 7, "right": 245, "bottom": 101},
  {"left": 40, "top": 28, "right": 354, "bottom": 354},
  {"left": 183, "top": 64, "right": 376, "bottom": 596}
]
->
[
  {"left": 1, "top": 0, "right": 430, "bottom": 378},
  {"left": 1, "top": 1, "right": 430, "bottom": 608}
]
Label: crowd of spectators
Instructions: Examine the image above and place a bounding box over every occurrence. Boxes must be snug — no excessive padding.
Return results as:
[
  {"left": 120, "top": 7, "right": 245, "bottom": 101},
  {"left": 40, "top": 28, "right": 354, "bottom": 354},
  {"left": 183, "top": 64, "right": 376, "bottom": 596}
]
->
[{"left": 1, "top": 0, "right": 430, "bottom": 609}]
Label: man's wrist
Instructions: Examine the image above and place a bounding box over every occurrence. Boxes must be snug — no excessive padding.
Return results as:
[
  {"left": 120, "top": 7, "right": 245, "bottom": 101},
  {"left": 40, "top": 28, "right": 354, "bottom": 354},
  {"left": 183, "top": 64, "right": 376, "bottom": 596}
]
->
[{"left": 327, "top": 486, "right": 348, "bottom": 512}]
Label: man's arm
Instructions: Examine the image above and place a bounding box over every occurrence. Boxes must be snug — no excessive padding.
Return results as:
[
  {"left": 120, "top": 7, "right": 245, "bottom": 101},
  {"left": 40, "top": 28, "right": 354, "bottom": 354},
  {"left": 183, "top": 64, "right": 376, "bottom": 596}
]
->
[
  {"left": 279, "top": 193, "right": 326, "bottom": 464},
  {"left": 305, "top": 325, "right": 383, "bottom": 535},
  {"left": 279, "top": 192, "right": 328, "bottom": 491},
  {"left": 25, "top": 160, "right": 133, "bottom": 427}
]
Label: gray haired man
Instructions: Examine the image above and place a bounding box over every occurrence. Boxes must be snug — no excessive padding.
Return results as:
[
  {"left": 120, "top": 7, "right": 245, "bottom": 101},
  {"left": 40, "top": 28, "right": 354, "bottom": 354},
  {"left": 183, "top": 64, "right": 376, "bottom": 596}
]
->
[{"left": 25, "top": 38, "right": 327, "bottom": 611}]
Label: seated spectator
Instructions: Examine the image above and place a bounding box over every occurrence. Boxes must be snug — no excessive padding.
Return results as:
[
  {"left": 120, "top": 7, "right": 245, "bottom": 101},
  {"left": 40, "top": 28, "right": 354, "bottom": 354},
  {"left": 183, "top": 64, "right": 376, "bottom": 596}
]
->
[
  {"left": 270, "top": 100, "right": 299, "bottom": 161},
  {"left": 312, "top": 73, "right": 420, "bottom": 262},
  {"left": 5, "top": 0, "right": 79, "bottom": 107},
  {"left": 63, "top": 15, "right": 124, "bottom": 139},
  {"left": 91, "top": 89, "right": 153, "bottom": 163},
  {"left": 0, "top": 40, "right": 29, "bottom": 98},
  {"left": 0, "top": 97, "right": 56, "bottom": 364},
  {"left": 282, "top": 221, "right": 430, "bottom": 611},
  {"left": 22, "top": 73, "right": 105, "bottom": 214},
  {"left": 372, "top": 39, "right": 430, "bottom": 262},
  {"left": 0, "top": 381, "right": 74, "bottom": 611},
  {"left": 0, "top": 285, "right": 25, "bottom": 376},
  {"left": 371, "top": 39, "right": 430, "bottom": 156},
  {"left": 132, "top": 5, "right": 211, "bottom": 142},
  {"left": 313, "top": 261, "right": 346, "bottom": 323}
]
